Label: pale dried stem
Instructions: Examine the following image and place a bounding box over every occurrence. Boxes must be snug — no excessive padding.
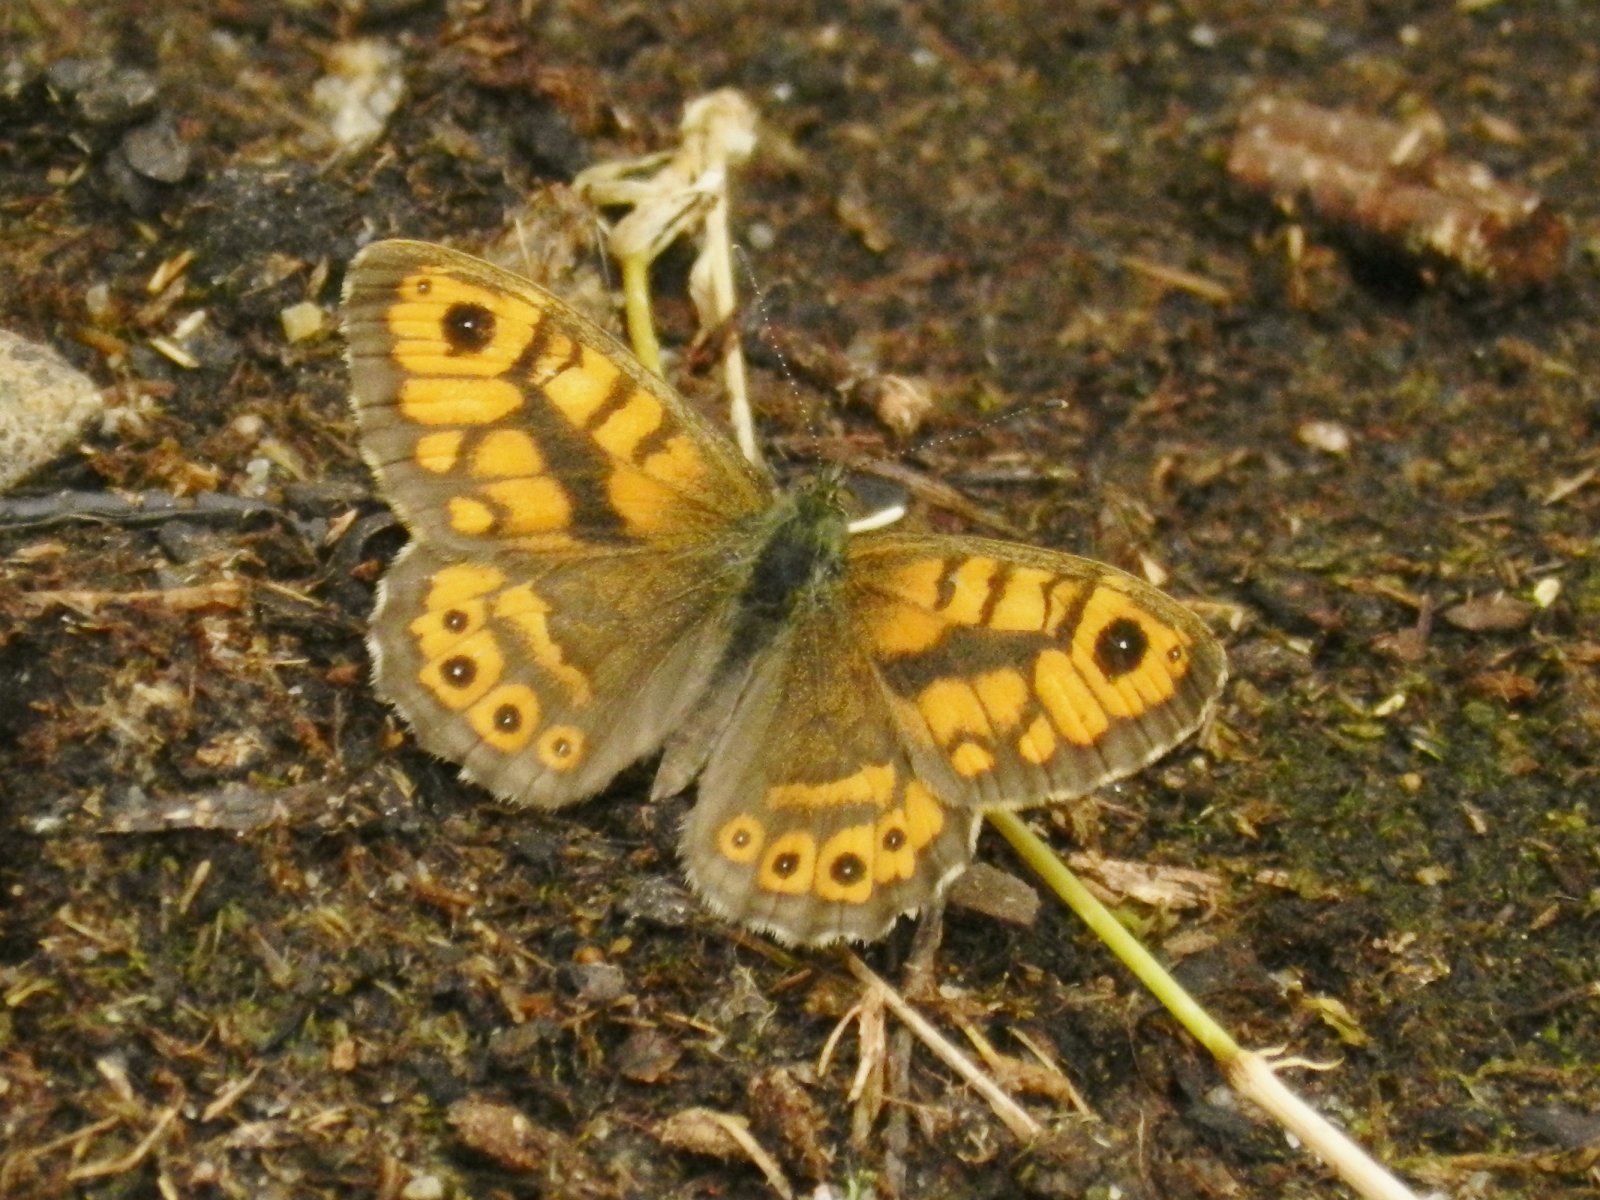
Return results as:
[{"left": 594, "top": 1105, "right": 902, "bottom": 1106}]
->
[{"left": 841, "top": 951, "right": 1040, "bottom": 1142}]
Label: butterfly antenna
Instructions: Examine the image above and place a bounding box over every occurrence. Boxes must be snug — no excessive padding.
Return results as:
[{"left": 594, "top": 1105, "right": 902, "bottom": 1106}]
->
[
  {"left": 731, "top": 247, "right": 817, "bottom": 457},
  {"left": 904, "top": 395, "right": 1072, "bottom": 458}
]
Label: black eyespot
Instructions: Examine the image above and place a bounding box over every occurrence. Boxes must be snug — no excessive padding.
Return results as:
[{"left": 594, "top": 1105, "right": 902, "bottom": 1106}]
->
[
  {"left": 830, "top": 854, "right": 866, "bottom": 885},
  {"left": 1094, "top": 617, "right": 1148, "bottom": 678},
  {"left": 443, "top": 302, "right": 495, "bottom": 353},
  {"left": 493, "top": 704, "right": 521, "bottom": 732},
  {"left": 548, "top": 736, "right": 571, "bottom": 758},
  {"left": 772, "top": 852, "right": 801, "bottom": 878},
  {"left": 732, "top": 828, "right": 752, "bottom": 849},
  {"left": 441, "top": 655, "right": 476, "bottom": 687},
  {"left": 882, "top": 827, "right": 907, "bottom": 852},
  {"left": 443, "top": 609, "right": 469, "bottom": 633},
  {"left": 1167, "top": 644, "right": 1184, "bottom": 663},
  {"left": 416, "top": 278, "right": 432, "bottom": 295}
]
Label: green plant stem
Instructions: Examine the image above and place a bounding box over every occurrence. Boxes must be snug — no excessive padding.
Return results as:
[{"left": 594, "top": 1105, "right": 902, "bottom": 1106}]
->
[
  {"left": 620, "top": 254, "right": 662, "bottom": 377},
  {"left": 987, "top": 808, "right": 1421, "bottom": 1200}
]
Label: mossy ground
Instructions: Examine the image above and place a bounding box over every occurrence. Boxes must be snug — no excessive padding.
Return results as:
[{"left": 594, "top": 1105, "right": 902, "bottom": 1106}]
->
[{"left": 2, "top": 4, "right": 1597, "bottom": 1198}]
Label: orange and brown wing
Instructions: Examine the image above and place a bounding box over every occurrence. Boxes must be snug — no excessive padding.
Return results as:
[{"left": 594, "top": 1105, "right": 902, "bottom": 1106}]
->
[
  {"left": 675, "top": 531, "right": 1224, "bottom": 946},
  {"left": 676, "top": 599, "right": 980, "bottom": 946},
  {"left": 370, "top": 540, "right": 746, "bottom": 810},
  {"left": 343, "top": 240, "right": 770, "bottom": 810},
  {"left": 847, "top": 532, "right": 1227, "bottom": 811},
  {"left": 343, "top": 239, "right": 769, "bottom": 556}
]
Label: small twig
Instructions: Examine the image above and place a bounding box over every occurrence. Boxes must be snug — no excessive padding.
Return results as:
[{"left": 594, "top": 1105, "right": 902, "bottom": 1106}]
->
[
  {"left": 200, "top": 1066, "right": 262, "bottom": 1123},
  {"left": 1120, "top": 254, "right": 1237, "bottom": 304},
  {"left": 1010, "top": 1026, "right": 1094, "bottom": 1114},
  {"left": 0, "top": 489, "right": 282, "bottom": 531},
  {"left": 66, "top": 1105, "right": 180, "bottom": 1181},
  {"left": 7, "top": 1115, "right": 120, "bottom": 1169},
  {"left": 1228, "top": 94, "right": 1567, "bottom": 293},
  {"left": 841, "top": 951, "right": 1040, "bottom": 1142},
  {"left": 16, "top": 580, "right": 246, "bottom": 618}
]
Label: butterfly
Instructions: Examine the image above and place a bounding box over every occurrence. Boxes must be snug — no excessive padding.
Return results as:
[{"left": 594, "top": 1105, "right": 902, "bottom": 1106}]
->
[{"left": 342, "top": 239, "right": 1227, "bottom": 946}]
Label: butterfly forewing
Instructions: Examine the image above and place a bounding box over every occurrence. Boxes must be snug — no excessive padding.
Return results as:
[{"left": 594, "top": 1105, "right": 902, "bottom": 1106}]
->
[
  {"left": 344, "top": 240, "right": 769, "bottom": 557},
  {"left": 846, "top": 532, "right": 1227, "bottom": 808}
]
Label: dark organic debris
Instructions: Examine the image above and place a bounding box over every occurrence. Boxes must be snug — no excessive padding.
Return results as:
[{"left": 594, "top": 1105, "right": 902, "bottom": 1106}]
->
[{"left": 748, "top": 1067, "right": 832, "bottom": 1181}]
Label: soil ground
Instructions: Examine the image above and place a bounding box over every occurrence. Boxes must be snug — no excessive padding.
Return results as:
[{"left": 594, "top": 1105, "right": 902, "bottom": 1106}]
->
[{"left": 2, "top": 3, "right": 1598, "bottom": 1198}]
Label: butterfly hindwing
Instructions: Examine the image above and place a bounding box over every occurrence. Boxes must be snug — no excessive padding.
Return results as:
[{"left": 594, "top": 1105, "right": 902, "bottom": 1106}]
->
[
  {"left": 371, "top": 540, "right": 748, "bottom": 810},
  {"left": 678, "top": 601, "right": 980, "bottom": 946}
]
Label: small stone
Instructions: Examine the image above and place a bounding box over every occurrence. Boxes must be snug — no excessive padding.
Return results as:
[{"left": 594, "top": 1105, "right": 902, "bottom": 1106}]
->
[
  {"left": 311, "top": 40, "right": 404, "bottom": 155},
  {"left": 1297, "top": 418, "right": 1352, "bottom": 455},
  {"left": 231, "top": 413, "right": 265, "bottom": 439},
  {"left": 947, "top": 861, "right": 1040, "bottom": 928},
  {"left": 157, "top": 520, "right": 228, "bottom": 564},
  {"left": 2, "top": 59, "right": 35, "bottom": 102},
  {"left": 45, "top": 57, "right": 108, "bottom": 96},
  {"left": 400, "top": 1174, "right": 445, "bottom": 1200},
  {"left": 84, "top": 282, "right": 115, "bottom": 320},
  {"left": 48, "top": 57, "right": 159, "bottom": 126},
  {"left": 617, "top": 875, "right": 699, "bottom": 930},
  {"left": 280, "top": 301, "right": 326, "bottom": 343},
  {"left": 0, "top": 329, "right": 104, "bottom": 491},
  {"left": 120, "top": 113, "right": 191, "bottom": 183},
  {"left": 558, "top": 961, "right": 627, "bottom": 1005}
]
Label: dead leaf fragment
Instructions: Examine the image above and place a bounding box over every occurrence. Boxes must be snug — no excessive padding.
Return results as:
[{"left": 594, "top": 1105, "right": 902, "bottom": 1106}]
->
[
  {"left": 749, "top": 1067, "right": 832, "bottom": 1181},
  {"left": 853, "top": 372, "right": 934, "bottom": 438},
  {"left": 1068, "top": 850, "right": 1223, "bottom": 912},
  {"left": 615, "top": 1028, "right": 681, "bottom": 1084},
  {"left": 1467, "top": 670, "right": 1540, "bottom": 702},
  {"left": 1442, "top": 593, "right": 1534, "bottom": 632},
  {"left": 657, "top": 1108, "right": 794, "bottom": 1199},
  {"left": 447, "top": 1098, "right": 559, "bottom": 1173}
]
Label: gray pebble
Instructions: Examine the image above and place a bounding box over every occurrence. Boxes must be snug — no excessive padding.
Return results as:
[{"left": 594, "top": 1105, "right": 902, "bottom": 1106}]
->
[
  {"left": 121, "top": 113, "right": 191, "bottom": 183},
  {"left": 0, "top": 330, "right": 104, "bottom": 492},
  {"left": 47, "top": 56, "right": 159, "bottom": 126}
]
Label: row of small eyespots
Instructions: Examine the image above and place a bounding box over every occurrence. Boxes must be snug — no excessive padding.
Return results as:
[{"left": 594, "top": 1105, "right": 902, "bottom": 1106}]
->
[
  {"left": 419, "top": 600, "right": 588, "bottom": 773},
  {"left": 714, "top": 791, "right": 945, "bottom": 904}
]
